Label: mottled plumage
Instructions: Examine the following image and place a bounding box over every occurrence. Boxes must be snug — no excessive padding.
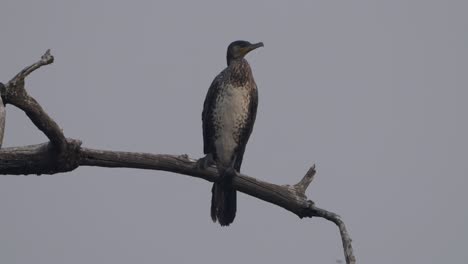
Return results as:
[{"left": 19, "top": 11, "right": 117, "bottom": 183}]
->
[{"left": 201, "top": 40, "right": 262, "bottom": 226}]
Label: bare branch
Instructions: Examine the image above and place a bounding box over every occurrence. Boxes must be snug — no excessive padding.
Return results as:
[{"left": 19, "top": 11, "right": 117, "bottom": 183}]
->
[
  {"left": 292, "top": 165, "right": 316, "bottom": 198},
  {"left": 0, "top": 142, "right": 356, "bottom": 263},
  {"left": 8, "top": 49, "right": 54, "bottom": 87},
  {"left": 0, "top": 86, "right": 5, "bottom": 148},
  {"left": 1, "top": 50, "right": 66, "bottom": 151},
  {"left": 0, "top": 51, "right": 356, "bottom": 264}
]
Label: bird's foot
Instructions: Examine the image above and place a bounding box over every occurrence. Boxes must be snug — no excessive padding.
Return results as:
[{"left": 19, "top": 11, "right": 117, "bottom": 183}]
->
[
  {"left": 196, "top": 153, "right": 215, "bottom": 170},
  {"left": 220, "top": 166, "right": 238, "bottom": 181}
]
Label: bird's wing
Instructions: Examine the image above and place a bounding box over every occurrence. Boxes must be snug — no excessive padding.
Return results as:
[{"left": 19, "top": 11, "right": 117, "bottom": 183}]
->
[
  {"left": 234, "top": 85, "right": 258, "bottom": 172},
  {"left": 202, "top": 74, "right": 222, "bottom": 155}
]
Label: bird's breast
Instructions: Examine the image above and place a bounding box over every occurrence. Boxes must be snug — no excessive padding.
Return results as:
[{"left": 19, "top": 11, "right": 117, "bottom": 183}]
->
[{"left": 213, "top": 84, "right": 252, "bottom": 165}]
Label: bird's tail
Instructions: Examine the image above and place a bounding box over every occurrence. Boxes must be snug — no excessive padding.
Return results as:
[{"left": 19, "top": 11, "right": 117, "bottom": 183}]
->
[{"left": 211, "top": 169, "right": 237, "bottom": 226}]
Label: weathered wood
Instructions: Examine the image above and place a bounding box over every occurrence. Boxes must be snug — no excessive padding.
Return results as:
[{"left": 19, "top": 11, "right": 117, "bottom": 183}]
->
[
  {"left": 1, "top": 50, "right": 66, "bottom": 151},
  {"left": 0, "top": 142, "right": 314, "bottom": 217},
  {"left": 0, "top": 141, "right": 355, "bottom": 264},
  {"left": 0, "top": 88, "right": 5, "bottom": 148}
]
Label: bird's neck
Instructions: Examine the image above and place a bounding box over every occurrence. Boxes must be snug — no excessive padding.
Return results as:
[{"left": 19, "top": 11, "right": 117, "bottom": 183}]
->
[
  {"left": 227, "top": 58, "right": 253, "bottom": 86},
  {"left": 227, "top": 57, "right": 247, "bottom": 66},
  {"left": 227, "top": 58, "right": 250, "bottom": 69}
]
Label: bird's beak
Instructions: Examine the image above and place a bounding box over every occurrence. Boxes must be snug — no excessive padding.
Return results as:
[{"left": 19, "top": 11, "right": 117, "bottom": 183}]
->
[
  {"left": 243, "top": 42, "right": 264, "bottom": 55},
  {"left": 250, "top": 42, "right": 264, "bottom": 49}
]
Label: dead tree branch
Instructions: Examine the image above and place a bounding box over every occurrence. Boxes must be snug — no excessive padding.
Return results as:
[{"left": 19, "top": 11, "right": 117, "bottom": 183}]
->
[
  {"left": 0, "top": 50, "right": 356, "bottom": 264},
  {"left": 0, "top": 50, "right": 67, "bottom": 151},
  {"left": 0, "top": 86, "right": 5, "bottom": 148}
]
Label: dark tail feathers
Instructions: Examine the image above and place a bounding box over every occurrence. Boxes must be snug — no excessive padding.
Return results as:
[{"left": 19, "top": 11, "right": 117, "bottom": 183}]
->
[{"left": 211, "top": 181, "right": 237, "bottom": 226}]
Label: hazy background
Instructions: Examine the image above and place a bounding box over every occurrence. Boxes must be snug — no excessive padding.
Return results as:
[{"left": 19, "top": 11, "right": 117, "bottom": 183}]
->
[{"left": 1, "top": 1, "right": 467, "bottom": 263}]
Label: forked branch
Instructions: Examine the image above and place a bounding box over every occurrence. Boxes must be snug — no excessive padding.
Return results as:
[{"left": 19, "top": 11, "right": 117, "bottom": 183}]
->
[
  {"left": 0, "top": 50, "right": 66, "bottom": 151},
  {"left": 0, "top": 51, "right": 356, "bottom": 264}
]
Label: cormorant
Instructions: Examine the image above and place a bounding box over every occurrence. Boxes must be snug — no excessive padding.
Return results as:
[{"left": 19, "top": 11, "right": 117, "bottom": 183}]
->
[{"left": 198, "top": 40, "right": 263, "bottom": 226}]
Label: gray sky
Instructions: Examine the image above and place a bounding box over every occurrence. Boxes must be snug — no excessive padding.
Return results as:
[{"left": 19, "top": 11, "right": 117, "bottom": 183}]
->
[{"left": 1, "top": 1, "right": 467, "bottom": 263}]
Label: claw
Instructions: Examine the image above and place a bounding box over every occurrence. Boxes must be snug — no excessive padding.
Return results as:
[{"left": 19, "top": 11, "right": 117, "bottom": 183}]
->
[
  {"left": 218, "top": 166, "right": 238, "bottom": 181},
  {"left": 196, "top": 158, "right": 205, "bottom": 170},
  {"left": 225, "top": 166, "right": 237, "bottom": 177},
  {"left": 196, "top": 153, "right": 215, "bottom": 170}
]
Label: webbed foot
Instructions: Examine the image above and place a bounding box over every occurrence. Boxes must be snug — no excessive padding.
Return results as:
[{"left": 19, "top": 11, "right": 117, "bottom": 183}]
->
[
  {"left": 219, "top": 166, "right": 238, "bottom": 181},
  {"left": 196, "top": 153, "right": 215, "bottom": 170}
]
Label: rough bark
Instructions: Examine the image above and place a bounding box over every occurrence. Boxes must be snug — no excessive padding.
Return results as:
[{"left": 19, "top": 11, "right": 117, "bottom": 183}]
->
[
  {"left": 0, "top": 50, "right": 356, "bottom": 264},
  {"left": 0, "top": 89, "right": 5, "bottom": 148}
]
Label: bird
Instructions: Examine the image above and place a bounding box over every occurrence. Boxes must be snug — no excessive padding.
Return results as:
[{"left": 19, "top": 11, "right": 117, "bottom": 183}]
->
[{"left": 198, "top": 40, "right": 263, "bottom": 226}]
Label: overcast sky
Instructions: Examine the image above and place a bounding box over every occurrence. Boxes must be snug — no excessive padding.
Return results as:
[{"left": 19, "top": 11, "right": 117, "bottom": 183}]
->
[{"left": 1, "top": 1, "right": 467, "bottom": 263}]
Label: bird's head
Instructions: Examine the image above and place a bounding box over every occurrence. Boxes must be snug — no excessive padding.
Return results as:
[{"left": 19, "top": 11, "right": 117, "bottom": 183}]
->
[{"left": 226, "top": 40, "right": 264, "bottom": 66}]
